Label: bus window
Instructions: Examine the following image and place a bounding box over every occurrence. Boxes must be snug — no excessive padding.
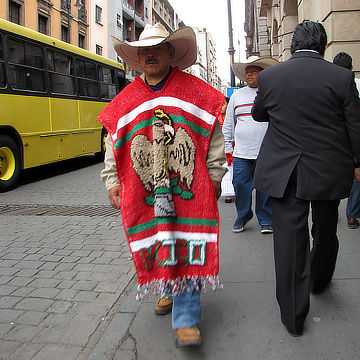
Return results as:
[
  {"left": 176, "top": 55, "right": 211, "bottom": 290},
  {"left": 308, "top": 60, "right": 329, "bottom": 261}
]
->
[
  {"left": 47, "top": 49, "right": 76, "bottom": 95},
  {"left": 25, "top": 43, "right": 44, "bottom": 68},
  {"left": 116, "top": 70, "right": 128, "bottom": 92},
  {"left": 98, "top": 65, "right": 117, "bottom": 100},
  {"left": 0, "top": 18, "right": 126, "bottom": 192},
  {"left": 0, "top": 34, "right": 3, "bottom": 59},
  {"left": 7, "top": 37, "right": 45, "bottom": 92},
  {"left": 0, "top": 34, "right": 5, "bottom": 88},
  {"left": 76, "top": 58, "right": 100, "bottom": 98}
]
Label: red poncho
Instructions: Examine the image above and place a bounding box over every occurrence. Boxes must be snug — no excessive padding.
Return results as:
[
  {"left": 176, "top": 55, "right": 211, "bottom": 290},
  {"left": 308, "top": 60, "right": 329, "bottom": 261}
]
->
[{"left": 99, "top": 67, "right": 224, "bottom": 297}]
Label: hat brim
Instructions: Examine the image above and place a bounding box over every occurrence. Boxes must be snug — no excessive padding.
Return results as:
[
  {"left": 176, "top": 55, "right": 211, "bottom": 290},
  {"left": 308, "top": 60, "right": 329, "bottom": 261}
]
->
[
  {"left": 112, "top": 26, "right": 197, "bottom": 73},
  {"left": 232, "top": 58, "right": 279, "bottom": 81}
]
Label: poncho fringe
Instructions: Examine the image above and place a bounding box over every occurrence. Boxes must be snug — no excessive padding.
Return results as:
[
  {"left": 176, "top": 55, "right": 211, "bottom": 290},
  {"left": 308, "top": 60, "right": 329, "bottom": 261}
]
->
[{"left": 136, "top": 275, "right": 223, "bottom": 300}]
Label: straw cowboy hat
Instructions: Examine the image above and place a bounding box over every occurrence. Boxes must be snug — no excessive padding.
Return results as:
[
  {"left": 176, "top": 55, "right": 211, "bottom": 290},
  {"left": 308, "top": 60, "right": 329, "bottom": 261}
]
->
[
  {"left": 112, "top": 23, "right": 197, "bottom": 73},
  {"left": 232, "top": 56, "right": 278, "bottom": 81}
]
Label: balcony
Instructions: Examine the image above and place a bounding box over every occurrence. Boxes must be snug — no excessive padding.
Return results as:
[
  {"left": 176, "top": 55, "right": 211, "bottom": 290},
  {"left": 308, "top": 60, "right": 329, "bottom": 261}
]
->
[
  {"left": 60, "top": 0, "right": 71, "bottom": 14},
  {"left": 123, "top": 0, "right": 134, "bottom": 13},
  {"left": 78, "top": 6, "right": 87, "bottom": 23},
  {"left": 134, "top": 11, "right": 144, "bottom": 26}
]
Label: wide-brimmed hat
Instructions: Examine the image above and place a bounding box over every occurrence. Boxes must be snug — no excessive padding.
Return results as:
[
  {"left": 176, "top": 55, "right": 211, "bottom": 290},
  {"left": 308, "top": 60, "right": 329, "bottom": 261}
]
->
[
  {"left": 112, "top": 23, "right": 197, "bottom": 73},
  {"left": 232, "top": 56, "right": 278, "bottom": 80}
]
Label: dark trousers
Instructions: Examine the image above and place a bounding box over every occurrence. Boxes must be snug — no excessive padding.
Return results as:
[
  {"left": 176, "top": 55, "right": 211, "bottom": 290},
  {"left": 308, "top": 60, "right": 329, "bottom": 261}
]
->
[{"left": 270, "top": 192, "right": 340, "bottom": 332}]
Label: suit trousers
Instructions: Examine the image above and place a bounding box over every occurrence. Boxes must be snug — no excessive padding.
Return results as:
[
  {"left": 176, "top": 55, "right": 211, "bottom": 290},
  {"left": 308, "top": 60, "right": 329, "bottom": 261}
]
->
[{"left": 270, "top": 191, "right": 340, "bottom": 333}]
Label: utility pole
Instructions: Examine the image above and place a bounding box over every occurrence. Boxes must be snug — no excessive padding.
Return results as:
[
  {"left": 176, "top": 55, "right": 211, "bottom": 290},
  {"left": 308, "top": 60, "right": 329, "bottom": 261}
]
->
[{"left": 227, "top": 0, "right": 235, "bottom": 86}]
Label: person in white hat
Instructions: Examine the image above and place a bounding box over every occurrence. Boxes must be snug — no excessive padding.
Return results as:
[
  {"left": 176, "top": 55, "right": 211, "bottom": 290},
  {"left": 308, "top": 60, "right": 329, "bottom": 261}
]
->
[
  {"left": 222, "top": 56, "right": 278, "bottom": 234},
  {"left": 99, "top": 23, "right": 227, "bottom": 347}
]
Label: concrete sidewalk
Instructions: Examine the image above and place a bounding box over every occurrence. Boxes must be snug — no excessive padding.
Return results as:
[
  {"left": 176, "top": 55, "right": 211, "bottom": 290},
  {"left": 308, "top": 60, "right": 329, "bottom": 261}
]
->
[
  {"left": 93, "top": 198, "right": 360, "bottom": 360},
  {"left": 0, "top": 159, "right": 359, "bottom": 359}
]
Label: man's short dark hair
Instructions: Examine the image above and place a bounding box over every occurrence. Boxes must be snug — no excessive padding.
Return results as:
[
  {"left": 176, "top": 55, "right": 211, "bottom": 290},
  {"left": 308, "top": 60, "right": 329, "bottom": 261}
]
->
[
  {"left": 333, "top": 52, "right": 353, "bottom": 70},
  {"left": 290, "top": 21, "right": 327, "bottom": 56}
]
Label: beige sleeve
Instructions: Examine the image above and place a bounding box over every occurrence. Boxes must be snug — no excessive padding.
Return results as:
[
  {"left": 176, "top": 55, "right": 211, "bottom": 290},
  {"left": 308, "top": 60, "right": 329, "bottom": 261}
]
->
[
  {"left": 100, "top": 134, "right": 120, "bottom": 191},
  {"left": 206, "top": 119, "right": 228, "bottom": 182}
]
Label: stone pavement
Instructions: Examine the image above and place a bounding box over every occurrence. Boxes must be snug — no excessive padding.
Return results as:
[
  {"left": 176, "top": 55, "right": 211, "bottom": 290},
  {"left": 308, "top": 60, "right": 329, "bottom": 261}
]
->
[
  {"left": 104, "top": 198, "right": 360, "bottom": 360},
  {"left": 0, "top": 157, "right": 359, "bottom": 359},
  {"left": 0, "top": 158, "right": 136, "bottom": 360}
]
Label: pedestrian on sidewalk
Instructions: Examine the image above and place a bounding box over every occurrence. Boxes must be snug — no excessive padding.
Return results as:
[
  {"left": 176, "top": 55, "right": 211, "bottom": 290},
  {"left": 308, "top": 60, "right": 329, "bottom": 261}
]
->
[
  {"left": 251, "top": 21, "right": 360, "bottom": 337},
  {"left": 99, "top": 23, "right": 227, "bottom": 347},
  {"left": 218, "top": 97, "right": 235, "bottom": 203},
  {"left": 222, "top": 56, "right": 277, "bottom": 234},
  {"left": 333, "top": 52, "right": 360, "bottom": 229}
]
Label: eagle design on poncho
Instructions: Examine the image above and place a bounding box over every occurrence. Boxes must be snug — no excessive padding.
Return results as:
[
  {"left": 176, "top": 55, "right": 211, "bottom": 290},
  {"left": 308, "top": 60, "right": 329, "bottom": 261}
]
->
[{"left": 130, "top": 109, "right": 196, "bottom": 216}]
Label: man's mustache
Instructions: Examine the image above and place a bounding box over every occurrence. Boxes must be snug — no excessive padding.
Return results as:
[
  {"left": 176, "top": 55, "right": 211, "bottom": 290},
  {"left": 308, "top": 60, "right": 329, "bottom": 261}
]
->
[{"left": 145, "top": 58, "right": 159, "bottom": 64}]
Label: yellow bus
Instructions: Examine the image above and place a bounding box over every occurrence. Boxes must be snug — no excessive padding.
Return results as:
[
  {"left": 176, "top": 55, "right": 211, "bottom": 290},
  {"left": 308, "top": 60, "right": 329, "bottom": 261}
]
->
[{"left": 0, "top": 18, "right": 127, "bottom": 192}]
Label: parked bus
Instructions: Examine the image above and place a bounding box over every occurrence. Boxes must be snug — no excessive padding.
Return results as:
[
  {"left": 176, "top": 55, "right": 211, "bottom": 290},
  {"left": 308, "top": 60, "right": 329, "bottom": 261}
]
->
[{"left": 0, "top": 18, "right": 127, "bottom": 192}]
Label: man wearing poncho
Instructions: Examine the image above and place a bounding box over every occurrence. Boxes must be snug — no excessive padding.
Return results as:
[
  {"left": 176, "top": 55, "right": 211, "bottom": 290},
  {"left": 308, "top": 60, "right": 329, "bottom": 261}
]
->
[{"left": 99, "top": 23, "right": 227, "bottom": 347}]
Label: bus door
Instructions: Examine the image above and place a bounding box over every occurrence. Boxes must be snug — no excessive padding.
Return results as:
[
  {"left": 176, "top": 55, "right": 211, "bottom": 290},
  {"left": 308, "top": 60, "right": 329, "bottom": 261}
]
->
[{"left": 47, "top": 49, "right": 79, "bottom": 160}]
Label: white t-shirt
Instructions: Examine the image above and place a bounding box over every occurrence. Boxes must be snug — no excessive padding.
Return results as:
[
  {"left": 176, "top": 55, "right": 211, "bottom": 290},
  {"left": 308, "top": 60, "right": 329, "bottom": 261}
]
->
[
  {"left": 222, "top": 86, "right": 268, "bottom": 159},
  {"left": 355, "top": 77, "right": 360, "bottom": 94}
]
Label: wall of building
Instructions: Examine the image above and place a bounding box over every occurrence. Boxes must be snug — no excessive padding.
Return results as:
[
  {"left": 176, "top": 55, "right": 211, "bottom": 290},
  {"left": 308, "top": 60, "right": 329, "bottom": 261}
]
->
[
  {"left": 257, "top": 0, "right": 360, "bottom": 76},
  {"left": 318, "top": 0, "right": 360, "bottom": 75},
  {"left": 151, "top": 0, "right": 174, "bottom": 31},
  {"left": 191, "top": 28, "right": 220, "bottom": 90},
  {"left": 1, "top": 0, "right": 89, "bottom": 49},
  {"left": 245, "top": 0, "right": 271, "bottom": 58},
  {"left": 89, "top": 0, "right": 108, "bottom": 56},
  {"left": 106, "top": 0, "right": 122, "bottom": 62}
]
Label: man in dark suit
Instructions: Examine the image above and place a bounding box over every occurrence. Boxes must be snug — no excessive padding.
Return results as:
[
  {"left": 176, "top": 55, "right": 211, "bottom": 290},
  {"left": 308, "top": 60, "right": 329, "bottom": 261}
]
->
[{"left": 251, "top": 21, "right": 360, "bottom": 337}]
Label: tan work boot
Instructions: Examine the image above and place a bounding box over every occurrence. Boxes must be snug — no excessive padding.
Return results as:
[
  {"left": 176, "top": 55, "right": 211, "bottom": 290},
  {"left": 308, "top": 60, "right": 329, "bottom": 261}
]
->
[
  {"left": 174, "top": 326, "right": 202, "bottom": 347},
  {"left": 154, "top": 296, "right": 173, "bottom": 315}
]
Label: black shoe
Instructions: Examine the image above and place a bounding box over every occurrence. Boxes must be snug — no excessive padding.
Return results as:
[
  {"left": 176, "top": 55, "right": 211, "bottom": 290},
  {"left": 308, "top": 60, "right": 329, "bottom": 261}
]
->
[
  {"left": 281, "top": 318, "right": 303, "bottom": 337},
  {"left": 311, "top": 282, "right": 330, "bottom": 295},
  {"left": 311, "top": 276, "right": 332, "bottom": 295},
  {"left": 224, "top": 198, "right": 233, "bottom": 203},
  {"left": 286, "top": 327, "right": 303, "bottom": 337}
]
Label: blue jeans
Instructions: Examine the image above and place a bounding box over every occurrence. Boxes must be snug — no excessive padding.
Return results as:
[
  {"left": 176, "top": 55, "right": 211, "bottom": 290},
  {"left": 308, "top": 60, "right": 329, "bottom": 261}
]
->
[
  {"left": 346, "top": 180, "right": 360, "bottom": 218},
  {"left": 171, "top": 280, "right": 201, "bottom": 329},
  {"left": 232, "top": 157, "right": 272, "bottom": 226}
]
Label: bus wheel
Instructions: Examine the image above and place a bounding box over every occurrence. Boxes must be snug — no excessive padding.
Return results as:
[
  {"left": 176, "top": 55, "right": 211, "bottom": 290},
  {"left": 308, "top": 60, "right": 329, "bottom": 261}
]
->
[
  {"left": 0, "top": 135, "right": 21, "bottom": 192},
  {"left": 95, "top": 129, "right": 108, "bottom": 162}
]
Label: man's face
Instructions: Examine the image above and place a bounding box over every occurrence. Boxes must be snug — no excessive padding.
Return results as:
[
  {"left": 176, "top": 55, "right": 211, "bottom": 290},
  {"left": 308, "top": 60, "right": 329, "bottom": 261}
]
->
[
  {"left": 138, "top": 43, "right": 174, "bottom": 80},
  {"left": 245, "top": 66, "right": 262, "bottom": 88}
]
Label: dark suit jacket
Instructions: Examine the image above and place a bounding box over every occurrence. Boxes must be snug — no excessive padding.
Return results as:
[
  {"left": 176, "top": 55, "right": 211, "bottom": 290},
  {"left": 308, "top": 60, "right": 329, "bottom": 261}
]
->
[{"left": 252, "top": 51, "right": 360, "bottom": 200}]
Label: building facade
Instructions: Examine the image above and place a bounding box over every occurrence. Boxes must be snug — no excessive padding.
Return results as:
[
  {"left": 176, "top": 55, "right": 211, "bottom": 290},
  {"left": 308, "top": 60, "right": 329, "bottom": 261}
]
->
[
  {"left": 244, "top": 0, "right": 271, "bottom": 58},
  {"left": 2, "top": 0, "right": 223, "bottom": 87},
  {"left": 148, "top": 0, "right": 174, "bottom": 32},
  {"left": 191, "top": 28, "right": 220, "bottom": 90},
  {"left": 103, "top": 0, "right": 148, "bottom": 80},
  {"left": 1, "top": 0, "right": 89, "bottom": 49},
  {"left": 245, "top": 0, "right": 360, "bottom": 76}
]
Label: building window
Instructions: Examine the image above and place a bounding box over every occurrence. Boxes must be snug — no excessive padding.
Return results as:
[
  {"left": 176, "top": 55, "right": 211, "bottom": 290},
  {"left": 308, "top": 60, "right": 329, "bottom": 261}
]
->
[
  {"left": 38, "top": 14, "right": 48, "bottom": 35},
  {"left": 96, "top": 44, "right": 103, "bottom": 56},
  {"left": 78, "top": 34, "right": 86, "bottom": 49},
  {"left": 61, "top": 25, "right": 69, "bottom": 43},
  {"left": 273, "top": 19, "right": 279, "bottom": 44},
  {"left": 9, "top": 1, "right": 21, "bottom": 25},
  {"left": 95, "top": 5, "right": 102, "bottom": 24},
  {"left": 117, "top": 14, "right": 121, "bottom": 27}
]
